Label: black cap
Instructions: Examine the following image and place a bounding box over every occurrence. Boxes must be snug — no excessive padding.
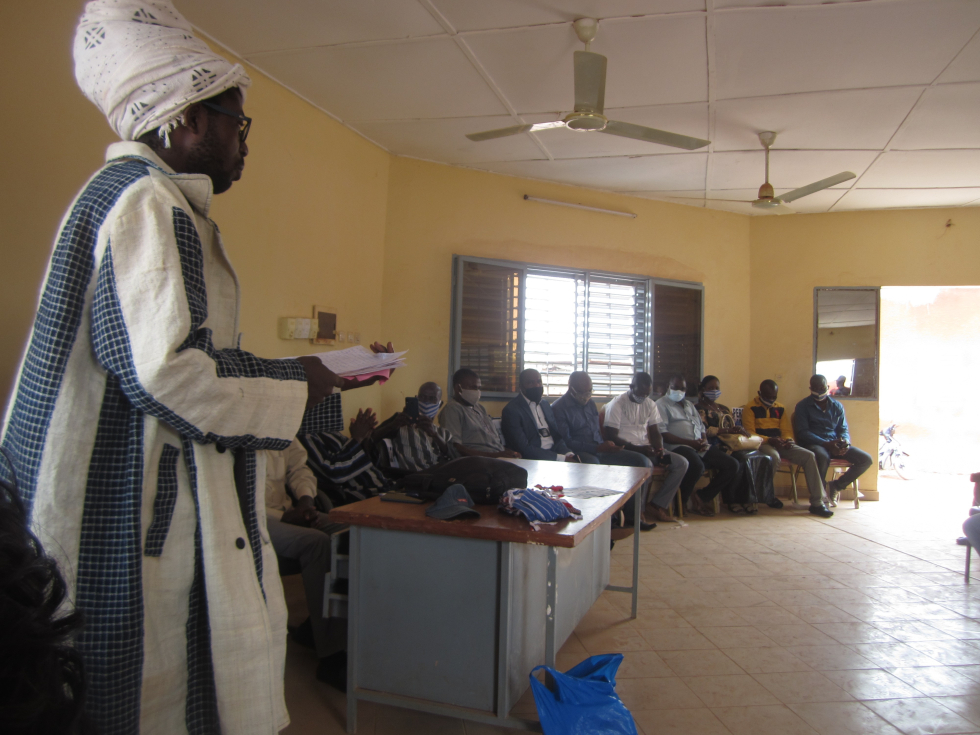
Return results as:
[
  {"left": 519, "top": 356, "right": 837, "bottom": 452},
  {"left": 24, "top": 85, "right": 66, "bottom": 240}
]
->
[{"left": 425, "top": 483, "right": 480, "bottom": 521}]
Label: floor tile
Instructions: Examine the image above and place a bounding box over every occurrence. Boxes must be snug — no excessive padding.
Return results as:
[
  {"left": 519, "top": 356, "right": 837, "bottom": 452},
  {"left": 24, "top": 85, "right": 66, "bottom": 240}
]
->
[
  {"left": 864, "top": 697, "right": 978, "bottom": 735},
  {"left": 629, "top": 608, "right": 694, "bottom": 630},
  {"left": 782, "top": 604, "right": 862, "bottom": 624},
  {"left": 785, "top": 644, "right": 879, "bottom": 671},
  {"left": 908, "top": 640, "right": 980, "bottom": 666},
  {"left": 813, "top": 621, "right": 898, "bottom": 644},
  {"left": 658, "top": 648, "right": 746, "bottom": 677},
  {"left": 789, "top": 701, "right": 905, "bottom": 734},
  {"left": 614, "top": 676, "right": 705, "bottom": 711},
  {"left": 823, "top": 668, "right": 926, "bottom": 700},
  {"left": 632, "top": 707, "right": 732, "bottom": 735},
  {"left": 637, "top": 627, "right": 716, "bottom": 651},
  {"left": 738, "top": 606, "right": 807, "bottom": 626},
  {"left": 685, "top": 674, "right": 780, "bottom": 707},
  {"left": 699, "top": 625, "right": 778, "bottom": 649},
  {"left": 577, "top": 625, "right": 652, "bottom": 654},
  {"left": 676, "top": 606, "right": 748, "bottom": 628},
  {"left": 711, "top": 704, "right": 820, "bottom": 735},
  {"left": 752, "top": 671, "right": 856, "bottom": 703},
  {"left": 851, "top": 642, "right": 946, "bottom": 668},
  {"left": 722, "top": 646, "right": 813, "bottom": 674},
  {"left": 616, "top": 651, "right": 675, "bottom": 678},
  {"left": 872, "top": 620, "right": 957, "bottom": 642},
  {"left": 760, "top": 624, "right": 838, "bottom": 647},
  {"left": 886, "top": 666, "right": 980, "bottom": 697},
  {"left": 934, "top": 695, "right": 980, "bottom": 728},
  {"left": 374, "top": 708, "right": 466, "bottom": 735}
]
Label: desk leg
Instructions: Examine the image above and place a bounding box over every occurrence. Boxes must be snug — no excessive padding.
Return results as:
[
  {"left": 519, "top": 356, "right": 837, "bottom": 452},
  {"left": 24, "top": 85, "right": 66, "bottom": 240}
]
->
[
  {"left": 631, "top": 487, "right": 640, "bottom": 620},
  {"left": 545, "top": 545, "right": 558, "bottom": 670},
  {"left": 346, "top": 527, "right": 360, "bottom": 734}
]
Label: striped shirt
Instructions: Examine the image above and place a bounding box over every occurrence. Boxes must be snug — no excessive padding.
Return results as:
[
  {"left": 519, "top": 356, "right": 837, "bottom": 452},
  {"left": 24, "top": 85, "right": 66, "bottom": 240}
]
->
[
  {"left": 298, "top": 431, "right": 388, "bottom": 507},
  {"left": 374, "top": 424, "right": 459, "bottom": 472}
]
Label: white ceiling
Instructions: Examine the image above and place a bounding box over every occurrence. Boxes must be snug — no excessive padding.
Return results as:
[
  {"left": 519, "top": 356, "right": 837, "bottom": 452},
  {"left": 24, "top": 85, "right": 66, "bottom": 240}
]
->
[{"left": 181, "top": 0, "right": 980, "bottom": 215}]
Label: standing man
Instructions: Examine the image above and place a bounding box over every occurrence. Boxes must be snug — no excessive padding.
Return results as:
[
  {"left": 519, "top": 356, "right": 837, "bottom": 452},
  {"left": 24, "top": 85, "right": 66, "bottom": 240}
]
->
[
  {"left": 501, "top": 369, "right": 577, "bottom": 462},
  {"left": 438, "top": 369, "right": 520, "bottom": 459},
  {"left": 742, "top": 379, "right": 827, "bottom": 513},
  {"left": 600, "top": 372, "right": 687, "bottom": 525},
  {"left": 794, "top": 375, "right": 873, "bottom": 511},
  {"left": 0, "top": 3, "right": 343, "bottom": 732},
  {"left": 655, "top": 375, "right": 739, "bottom": 517}
]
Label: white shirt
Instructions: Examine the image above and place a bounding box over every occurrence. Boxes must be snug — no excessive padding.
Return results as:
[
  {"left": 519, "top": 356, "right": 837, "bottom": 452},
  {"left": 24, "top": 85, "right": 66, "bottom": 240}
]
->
[
  {"left": 603, "top": 391, "right": 663, "bottom": 446},
  {"left": 521, "top": 394, "right": 567, "bottom": 461},
  {"left": 264, "top": 438, "right": 318, "bottom": 520}
]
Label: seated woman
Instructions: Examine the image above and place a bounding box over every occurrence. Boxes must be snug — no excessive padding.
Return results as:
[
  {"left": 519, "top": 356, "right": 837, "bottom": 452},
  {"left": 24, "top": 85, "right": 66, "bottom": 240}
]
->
[{"left": 695, "top": 375, "right": 765, "bottom": 515}]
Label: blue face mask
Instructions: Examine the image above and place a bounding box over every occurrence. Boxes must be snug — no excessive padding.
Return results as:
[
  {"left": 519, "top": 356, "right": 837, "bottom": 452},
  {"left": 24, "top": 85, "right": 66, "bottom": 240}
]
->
[
  {"left": 419, "top": 400, "right": 441, "bottom": 419},
  {"left": 668, "top": 389, "right": 686, "bottom": 403},
  {"left": 702, "top": 389, "right": 721, "bottom": 402}
]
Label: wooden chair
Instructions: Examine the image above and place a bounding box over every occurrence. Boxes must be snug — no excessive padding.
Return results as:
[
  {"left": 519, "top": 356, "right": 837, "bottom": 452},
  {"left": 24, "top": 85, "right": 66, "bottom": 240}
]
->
[{"left": 779, "top": 458, "right": 859, "bottom": 508}]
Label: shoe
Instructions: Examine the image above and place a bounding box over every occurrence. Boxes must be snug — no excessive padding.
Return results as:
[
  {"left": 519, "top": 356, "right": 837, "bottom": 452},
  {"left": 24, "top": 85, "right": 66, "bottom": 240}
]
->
[
  {"left": 809, "top": 504, "right": 834, "bottom": 519},
  {"left": 288, "top": 617, "right": 315, "bottom": 650},
  {"left": 826, "top": 481, "right": 840, "bottom": 508},
  {"left": 691, "top": 494, "right": 715, "bottom": 517},
  {"left": 767, "top": 498, "right": 784, "bottom": 510},
  {"left": 728, "top": 504, "right": 743, "bottom": 514},
  {"left": 742, "top": 504, "right": 758, "bottom": 515},
  {"left": 956, "top": 536, "right": 970, "bottom": 546},
  {"left": 640, "top": 520, "right": 657, "bottom": 532},
  {"left": 316, "top": 651, "right": 347, "bottom": 692},
  {"left": 649, "top": 505, "right": 674, "bottom": 523}
]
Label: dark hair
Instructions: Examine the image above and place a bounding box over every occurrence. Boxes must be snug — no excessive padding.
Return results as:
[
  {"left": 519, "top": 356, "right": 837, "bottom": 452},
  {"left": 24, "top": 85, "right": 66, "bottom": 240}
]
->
[
  {"left": 0, "top": 458, "right": 92, "bottom": 734},
  {"left": 452, "top": 368, "right": 477, "bottom": 387},
  {"left": 698, "top": 375, "right": 719, "bottom": 392},
  {"left": 631, "top": 372, "right": 653, "bottom": 386},
  {"left": 760, "top": 379, "right": 778, "bottom": 391},
  {"left": 668, "top": 374, "right": 686, "bottom": 388}
]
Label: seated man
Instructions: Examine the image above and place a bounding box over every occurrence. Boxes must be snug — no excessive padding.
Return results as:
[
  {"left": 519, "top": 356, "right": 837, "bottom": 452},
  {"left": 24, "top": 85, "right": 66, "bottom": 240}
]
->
[
  {"left": 438, "top": 368, "right": 520, "bottom": 459},
  {"left": 599, "top": 371, "right": 688, "bottom": 526},
  {"left": 830, "top": 375, "right": 851, "bottom": 397},
  {"left": 741, "top": 379, "right": 824, "bottom": 511},
  {"left": 793, "top": 374, "right": 872, "bottom": 513},
  {"left": 501, "top": 368, "right": 578, "bottom": 462},
  {"left": 299, "top": 407, "right": 389, "bottom": 508},
  {"left": 265, "top": 435, "right": 350, "bottom": 689},
  {"left": 372, "top": 381, "right": 459, "bottom": 474},
  {"left": 655, "top": 375, "right": 738, "bottom": 517}
]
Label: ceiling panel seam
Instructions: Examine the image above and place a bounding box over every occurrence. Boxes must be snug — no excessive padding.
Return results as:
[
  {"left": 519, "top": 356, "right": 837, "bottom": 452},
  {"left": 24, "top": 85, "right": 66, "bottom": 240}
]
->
[
  {"left": 704, "top": 0, "right": 718, "bottom": 206},
  {"left": 416, "top": 0, "right": 554, "bottom": 161},
  {"left": 830, "top": 23, "right": 980, "bottom": 211}
]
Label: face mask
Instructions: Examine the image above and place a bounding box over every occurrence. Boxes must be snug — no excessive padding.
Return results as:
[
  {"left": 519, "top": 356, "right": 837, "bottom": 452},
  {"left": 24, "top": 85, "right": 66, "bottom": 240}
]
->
[
  {"left": 811, "top": 390, "right": 829, "bottom": 401},
  {"left": 523, "top": 386, "right": 544, "bottom": 403},
  {"left": 668, "top": 389, "right": 686, "bottom": 403},
  {"left": 758, "top": 394, "right": 775, "bottom": 407},
  {"left": 703, "top": 389, "right": 721, "bottom": 402},
  {"left": 418, "top": 400, "right": 441, "bottom": 419},
  {"left": 459, "top": 389, "right": 481, "bottom": 406},
  {"left": 627, "top": 389, "right": 647, "bottom": 404},
  {"left": 570, "top": 388, "right": 592, "bottom": 406}
]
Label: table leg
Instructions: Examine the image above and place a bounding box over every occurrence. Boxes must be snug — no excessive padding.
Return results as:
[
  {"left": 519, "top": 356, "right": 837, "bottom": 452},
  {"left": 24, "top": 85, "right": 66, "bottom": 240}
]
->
[
  {"left": 545, "top": 545, "right": 558, "bottom": 669},
  {"left": 346, "top": 527, "right": 360, "bottom": 733},
  {"left": 631, "top": 486, "right": 640, "bottom": 620}
]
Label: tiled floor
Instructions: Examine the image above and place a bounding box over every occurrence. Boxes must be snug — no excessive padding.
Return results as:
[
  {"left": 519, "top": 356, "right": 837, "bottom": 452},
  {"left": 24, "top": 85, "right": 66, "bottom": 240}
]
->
[{"left": 281, "top": 473, "right": 980, "bottom": 734}]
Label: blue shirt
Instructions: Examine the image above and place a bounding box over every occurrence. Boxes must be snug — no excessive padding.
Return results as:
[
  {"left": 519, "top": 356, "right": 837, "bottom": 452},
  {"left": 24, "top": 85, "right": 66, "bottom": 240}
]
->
[
  {"left": 793, "top": 395, "right": 850, "bottom": 445},
  {"left": 551, "top": 393, "right": 602, "bottom": 455}
]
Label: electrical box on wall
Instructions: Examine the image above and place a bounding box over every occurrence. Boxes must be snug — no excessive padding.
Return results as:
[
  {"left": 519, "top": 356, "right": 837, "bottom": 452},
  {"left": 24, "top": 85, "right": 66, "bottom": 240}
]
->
[
  {"left": 312, "top": 305, "right": 337, "bottom": 345},
  {"left": 278, "top": 317, "right": 313, "bottom": 340},
  {"left": 278, "top": 307, "right": 360, "bottom": 344}
]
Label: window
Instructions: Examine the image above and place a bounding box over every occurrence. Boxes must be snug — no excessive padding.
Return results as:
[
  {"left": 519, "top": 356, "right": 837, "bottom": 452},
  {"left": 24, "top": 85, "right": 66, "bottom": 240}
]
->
[
  {"left": 450, "top": 256, "right": 703, "bottom": 399},
  {"left": 813, "top": 287, "right": 879, "bottom": 399}
]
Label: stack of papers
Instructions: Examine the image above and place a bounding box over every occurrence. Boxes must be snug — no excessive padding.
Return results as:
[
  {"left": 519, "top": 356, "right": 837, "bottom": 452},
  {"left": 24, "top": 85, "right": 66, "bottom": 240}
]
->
[{"left": 309, "top": 345, "right": 407, "bottom": 382}]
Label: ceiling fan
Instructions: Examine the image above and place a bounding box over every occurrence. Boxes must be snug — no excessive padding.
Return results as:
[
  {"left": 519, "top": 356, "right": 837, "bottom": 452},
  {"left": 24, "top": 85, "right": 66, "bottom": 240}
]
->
[
  {"left": 672, "top": 131, "right": 855, "bottom": 214},
  {"left": 465, "top": 18, "right": 710, "bottom": 151}
]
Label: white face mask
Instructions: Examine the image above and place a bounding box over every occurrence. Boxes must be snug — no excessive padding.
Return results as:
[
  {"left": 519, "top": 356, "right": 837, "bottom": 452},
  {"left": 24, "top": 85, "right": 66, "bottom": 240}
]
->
[
  {"left": 459, "top": 388, "right": 481, "bottom": 406},
  {"left": 811, "top": 390, "right": 829, "bottom": 401},
  {"left": 668, "top": 389, "right": 686, "bottom": 403}
]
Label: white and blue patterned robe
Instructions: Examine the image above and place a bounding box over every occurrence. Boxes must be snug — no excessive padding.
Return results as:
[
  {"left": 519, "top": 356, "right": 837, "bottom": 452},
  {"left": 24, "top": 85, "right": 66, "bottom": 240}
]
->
[{"left": 1, "top": 142, "right": 316, "bottom": 734}]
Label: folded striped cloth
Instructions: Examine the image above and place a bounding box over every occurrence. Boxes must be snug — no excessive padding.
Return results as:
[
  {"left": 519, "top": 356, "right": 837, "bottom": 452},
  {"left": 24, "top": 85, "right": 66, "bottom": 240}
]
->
[{"left": 499, "top": 487, "right": 582, "bottom": 530}]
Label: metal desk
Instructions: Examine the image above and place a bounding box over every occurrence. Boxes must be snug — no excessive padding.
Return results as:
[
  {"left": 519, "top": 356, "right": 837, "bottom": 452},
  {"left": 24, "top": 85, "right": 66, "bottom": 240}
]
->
[{"left": 330, "top": 460, "right": 653, "bottom": 732}]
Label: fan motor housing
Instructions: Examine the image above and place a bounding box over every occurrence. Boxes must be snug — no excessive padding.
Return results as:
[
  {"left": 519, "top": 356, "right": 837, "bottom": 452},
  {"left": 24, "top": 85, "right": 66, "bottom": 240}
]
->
[{"left": 565, "top": 112, "right": 608, "bottom": 131}]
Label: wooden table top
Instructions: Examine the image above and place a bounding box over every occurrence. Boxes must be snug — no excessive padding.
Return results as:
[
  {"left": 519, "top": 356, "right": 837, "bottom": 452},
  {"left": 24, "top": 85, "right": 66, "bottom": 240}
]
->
[{"left": 329, "top": 459, "right": 655, "bottom": 548}]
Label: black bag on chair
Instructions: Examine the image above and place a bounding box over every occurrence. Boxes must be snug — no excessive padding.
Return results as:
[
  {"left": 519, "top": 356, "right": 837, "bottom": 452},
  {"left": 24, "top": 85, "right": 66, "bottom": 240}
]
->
[{"left": 398, "top": 457, "right": 528, "bottom": 504}]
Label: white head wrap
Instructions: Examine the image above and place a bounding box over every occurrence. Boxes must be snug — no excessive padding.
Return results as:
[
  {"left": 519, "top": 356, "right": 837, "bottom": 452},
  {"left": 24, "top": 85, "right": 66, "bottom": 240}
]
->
[{"left": 73, "top": 0, "right": 251, "bottom": 146}]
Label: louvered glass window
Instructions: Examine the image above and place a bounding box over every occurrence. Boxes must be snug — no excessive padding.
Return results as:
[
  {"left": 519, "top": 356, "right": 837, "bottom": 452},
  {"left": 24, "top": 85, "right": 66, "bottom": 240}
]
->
[{"left": 451, "top": 256, "right": 701, "bottom": 399}]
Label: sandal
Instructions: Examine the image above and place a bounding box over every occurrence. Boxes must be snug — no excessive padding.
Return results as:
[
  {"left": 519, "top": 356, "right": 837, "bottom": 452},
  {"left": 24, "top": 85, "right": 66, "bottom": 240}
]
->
[
  {"left": 742, "top": 504, "right": 758, "bottom": 515},
  {"left": 692, "top": 494, "right": 715, "bottom": 517},
  {"left": 728, "top": 504, "right": 743, "bottom": 514}
]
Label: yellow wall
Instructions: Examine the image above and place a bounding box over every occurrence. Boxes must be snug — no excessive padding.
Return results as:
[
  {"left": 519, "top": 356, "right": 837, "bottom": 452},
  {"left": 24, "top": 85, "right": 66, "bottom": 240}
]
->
[
  {"left": 0, "top": 0, "right": 390, "bottom": 421},
  {"left": 816, "top": 325, "right": 877, "bottom": 361},
  {"left": 749, "top": 207, "right": 980, "bottom": 490},
  {"left": 377, "top": 157, "right": 752, "bottom": 420}
]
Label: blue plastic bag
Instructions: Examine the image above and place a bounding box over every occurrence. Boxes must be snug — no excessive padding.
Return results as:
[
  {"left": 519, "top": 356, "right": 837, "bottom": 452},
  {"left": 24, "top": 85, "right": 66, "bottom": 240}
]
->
[{"left": 529, "top": 654, "right": 638, "bottom": 735}]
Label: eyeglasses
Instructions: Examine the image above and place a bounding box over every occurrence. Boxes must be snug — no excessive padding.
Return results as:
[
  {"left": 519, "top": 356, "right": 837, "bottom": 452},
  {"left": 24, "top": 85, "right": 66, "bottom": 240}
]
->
[{"left": 201, "top": 101, "right": 251, "bottom": 143}]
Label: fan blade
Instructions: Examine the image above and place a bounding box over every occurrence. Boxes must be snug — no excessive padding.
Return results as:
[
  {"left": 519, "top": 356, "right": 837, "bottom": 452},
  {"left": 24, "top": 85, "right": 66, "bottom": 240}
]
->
[
  {"left": 466, "top": 121, "right": 566, "bottom": 142},
  {"left": 780, "top": 171, "right": 855, "bottom": 203},
  {"left": 574, "top": 50, "right": 607, "bottom": 114},
  {"left": 658, "top": 196, "right": 755, "bottom": 203},
  {"left": 770, "top": 203, "right": 795, "bottom": 215},
  {"left": 602, "top": 120, "right": 710, "bottom": 150}
]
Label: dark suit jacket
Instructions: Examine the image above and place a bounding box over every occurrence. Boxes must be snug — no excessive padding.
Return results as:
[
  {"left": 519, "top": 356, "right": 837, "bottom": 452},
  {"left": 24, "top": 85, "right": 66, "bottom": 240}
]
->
[{"left": 501, "top": 394, "right": 570, "bottom": 460}]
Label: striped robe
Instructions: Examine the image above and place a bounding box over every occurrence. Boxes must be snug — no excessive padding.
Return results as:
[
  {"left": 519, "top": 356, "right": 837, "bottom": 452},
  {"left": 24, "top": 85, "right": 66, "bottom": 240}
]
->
[{"left": 0, "top": 142, "right": 312, "bottom": 734}]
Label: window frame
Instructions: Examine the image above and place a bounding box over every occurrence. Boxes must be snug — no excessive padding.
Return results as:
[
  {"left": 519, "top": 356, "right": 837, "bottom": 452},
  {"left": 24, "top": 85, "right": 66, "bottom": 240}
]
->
[
  {"left": 449, "top": 254, "right": 704, "bottom": 400},
  {"left": 812, "top": 286, "right": 880, "bottom": 401}
]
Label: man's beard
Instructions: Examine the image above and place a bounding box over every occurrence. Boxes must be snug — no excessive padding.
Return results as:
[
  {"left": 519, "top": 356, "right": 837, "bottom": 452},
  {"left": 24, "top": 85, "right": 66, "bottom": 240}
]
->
[{"left": 185, "top": 121, "right": 238, "bottom": 194}]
